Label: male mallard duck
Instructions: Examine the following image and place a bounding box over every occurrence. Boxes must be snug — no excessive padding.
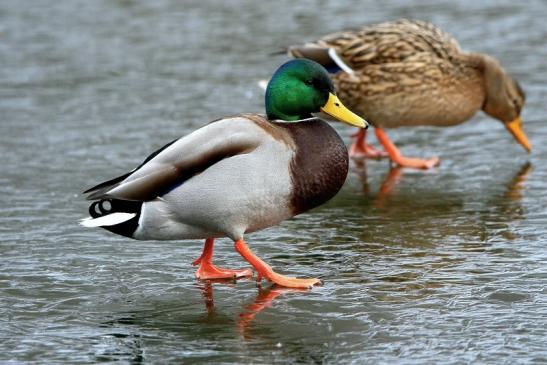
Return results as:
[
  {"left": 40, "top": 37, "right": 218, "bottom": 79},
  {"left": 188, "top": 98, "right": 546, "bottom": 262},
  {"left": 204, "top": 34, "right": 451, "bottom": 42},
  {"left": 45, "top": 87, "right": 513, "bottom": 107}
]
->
[
  {"left": 287, "top": 19, "right": 531, "bottom": 169},
  {"left": 81, "top": 59, "right": 367, "bottom": 289}
]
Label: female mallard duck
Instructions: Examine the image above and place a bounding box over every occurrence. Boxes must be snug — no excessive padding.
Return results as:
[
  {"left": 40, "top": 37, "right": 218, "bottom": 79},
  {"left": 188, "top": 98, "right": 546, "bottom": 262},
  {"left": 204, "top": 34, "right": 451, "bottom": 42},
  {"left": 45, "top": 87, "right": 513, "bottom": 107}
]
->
[
  {"left": 81, "top": 59, "right": 367, "bottom": 289},
  {"left": 287, "top": 19, "right": 531, "bottom": 169}
]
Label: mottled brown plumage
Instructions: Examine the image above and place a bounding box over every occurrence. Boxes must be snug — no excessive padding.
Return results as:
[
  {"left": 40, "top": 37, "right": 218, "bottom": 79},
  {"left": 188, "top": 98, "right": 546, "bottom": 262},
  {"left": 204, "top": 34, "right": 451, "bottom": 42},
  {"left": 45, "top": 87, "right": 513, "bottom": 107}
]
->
[
  {"left": 288, "top": 19, "right": 530, "bottom": 168},
  {"left": 290, "top": 19, "right": 525, "bottom": 129}
]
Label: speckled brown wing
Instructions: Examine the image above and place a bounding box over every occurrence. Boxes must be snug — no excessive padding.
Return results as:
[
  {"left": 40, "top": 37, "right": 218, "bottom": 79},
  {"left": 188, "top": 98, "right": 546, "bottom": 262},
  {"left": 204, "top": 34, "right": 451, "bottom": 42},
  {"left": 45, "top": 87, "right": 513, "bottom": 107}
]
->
[
  {"left": 305, "top": 19, "right": 461, "bottom": 69},
  {"left": 332, "top": 52, "right": 484, "bottom": 128}
]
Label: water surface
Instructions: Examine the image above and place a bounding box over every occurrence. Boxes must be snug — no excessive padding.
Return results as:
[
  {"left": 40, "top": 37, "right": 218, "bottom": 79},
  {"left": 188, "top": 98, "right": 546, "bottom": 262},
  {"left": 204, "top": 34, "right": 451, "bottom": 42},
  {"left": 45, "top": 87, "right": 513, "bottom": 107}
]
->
[{"left": 1, "top": 0, "right": 547, "bottom": 363}]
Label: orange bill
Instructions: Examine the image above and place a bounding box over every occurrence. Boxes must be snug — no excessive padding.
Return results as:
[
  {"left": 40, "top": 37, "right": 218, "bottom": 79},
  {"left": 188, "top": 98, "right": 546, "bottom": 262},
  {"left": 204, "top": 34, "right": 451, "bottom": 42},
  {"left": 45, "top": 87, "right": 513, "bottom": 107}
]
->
[{"left": 505, "top": 117, "right": 531, "bottom": 152}]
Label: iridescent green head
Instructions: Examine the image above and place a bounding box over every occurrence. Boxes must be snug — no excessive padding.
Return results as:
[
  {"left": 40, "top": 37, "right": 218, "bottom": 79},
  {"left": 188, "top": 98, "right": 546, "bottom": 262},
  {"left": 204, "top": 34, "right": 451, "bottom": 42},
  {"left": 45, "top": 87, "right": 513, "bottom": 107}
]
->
[{"left": 265, "top": 59, "right": 367, "bottom": 128}]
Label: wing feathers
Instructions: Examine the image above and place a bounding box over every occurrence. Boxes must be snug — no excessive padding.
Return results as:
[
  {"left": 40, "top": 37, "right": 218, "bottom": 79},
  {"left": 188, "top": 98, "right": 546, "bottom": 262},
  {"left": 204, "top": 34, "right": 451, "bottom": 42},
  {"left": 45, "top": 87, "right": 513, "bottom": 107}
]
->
[
  {"left": 84, "top": 117, "right": 263, "bottom": 202},
  {"left": 104, "top": 165, "right": 179, "bottom": 201},
  {"left": 84, "top": 138, "right": 179, "bottom": 199},
  {"left": 83, "top": 172, "right": 132, "bottom": 199},
  {"left": 288, "top": 46, "right": 333, "bottom": 67}
]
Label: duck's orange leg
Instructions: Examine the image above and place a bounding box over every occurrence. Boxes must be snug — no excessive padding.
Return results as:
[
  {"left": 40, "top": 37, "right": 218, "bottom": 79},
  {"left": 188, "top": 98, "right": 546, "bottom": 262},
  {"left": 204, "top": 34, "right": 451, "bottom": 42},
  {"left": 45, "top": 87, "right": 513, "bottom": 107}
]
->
[
  {"left": 375, "top": 128, "right": 440, "bottom": 169},
  {"left": 234, "top": 239, "right": 321, "bottom": 289},
  {"left": 349, "top": 128, "right": 388, "bottom": 158},
  {"left": 193, "top": 238, "right": 253, "bottom": 280}
]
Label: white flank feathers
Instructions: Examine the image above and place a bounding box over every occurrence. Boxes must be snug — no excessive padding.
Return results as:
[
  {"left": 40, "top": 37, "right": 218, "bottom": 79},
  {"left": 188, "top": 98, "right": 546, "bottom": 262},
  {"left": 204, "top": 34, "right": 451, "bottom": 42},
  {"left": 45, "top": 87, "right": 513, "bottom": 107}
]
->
[{"left": 79, "top": 213, "right": 136, "bottom": 227}]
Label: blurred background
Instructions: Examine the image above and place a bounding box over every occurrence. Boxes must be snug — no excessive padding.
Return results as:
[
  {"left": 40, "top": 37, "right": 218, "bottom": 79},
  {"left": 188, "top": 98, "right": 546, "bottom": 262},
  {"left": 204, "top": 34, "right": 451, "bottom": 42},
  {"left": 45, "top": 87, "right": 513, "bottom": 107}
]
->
[{"left": 1, "top": 0, "right": 546, "bottom": 363}]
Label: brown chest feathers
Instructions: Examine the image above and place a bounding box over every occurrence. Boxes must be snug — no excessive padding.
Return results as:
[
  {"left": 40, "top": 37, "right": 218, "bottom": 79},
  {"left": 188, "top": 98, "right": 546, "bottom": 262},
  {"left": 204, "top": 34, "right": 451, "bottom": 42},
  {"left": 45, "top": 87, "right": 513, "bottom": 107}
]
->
[{"left": 275, "top": 119, "right": 349, "bottom": 215}]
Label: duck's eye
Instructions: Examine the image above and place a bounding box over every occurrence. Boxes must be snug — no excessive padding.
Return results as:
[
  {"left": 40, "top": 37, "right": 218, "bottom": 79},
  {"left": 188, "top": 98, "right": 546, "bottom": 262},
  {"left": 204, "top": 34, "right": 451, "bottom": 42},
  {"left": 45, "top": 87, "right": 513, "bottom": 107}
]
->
[
  {"left": 513, "top": 98, "right": 522, "bottom": 114},
  {"left": 305, "top": 79, "right": 314, "bottom": 86}
]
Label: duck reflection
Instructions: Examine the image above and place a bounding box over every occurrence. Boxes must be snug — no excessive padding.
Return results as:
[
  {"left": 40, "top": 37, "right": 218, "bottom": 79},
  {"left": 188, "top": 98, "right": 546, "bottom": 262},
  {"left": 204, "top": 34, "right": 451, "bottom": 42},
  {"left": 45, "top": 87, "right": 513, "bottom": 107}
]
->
[
  {"left": 352, "top": 159, "right": 404, "bottom": 207},
  {"left": 504, "top": 162, "right": 532, "bottom": 202},
  {"left": 345, "top": 160, "right": 532, "bottom": 302},
  {"left": 353, "top": 160, "right": 531, "bottom": 212},
  {"left": 195, "top": 280, "right": 305, "bottom": 337},
  {"left": 483, "top": 161, "right": 532, "bottom": 241},
  {"left": 197, "top": 280, "right": 216, "bottom": 315},
  {"left": 237, "top": 286, "right": 307, "bottom": 338}
]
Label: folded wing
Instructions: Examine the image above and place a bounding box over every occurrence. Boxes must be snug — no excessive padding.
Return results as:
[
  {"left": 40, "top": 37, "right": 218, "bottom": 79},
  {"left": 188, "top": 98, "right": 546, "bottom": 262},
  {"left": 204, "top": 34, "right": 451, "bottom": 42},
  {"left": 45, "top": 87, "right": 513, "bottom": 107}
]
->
[{"left": 84, "top": 117, "right": 262, "bottom": 202}]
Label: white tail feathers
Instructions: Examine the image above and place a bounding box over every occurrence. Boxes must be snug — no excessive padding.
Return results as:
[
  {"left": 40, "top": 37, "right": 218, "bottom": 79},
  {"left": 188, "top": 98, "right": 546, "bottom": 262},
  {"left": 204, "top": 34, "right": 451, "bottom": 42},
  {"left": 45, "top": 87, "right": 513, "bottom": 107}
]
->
[{"left": 80, "top": 212, "right": 136, "bottom": 227}]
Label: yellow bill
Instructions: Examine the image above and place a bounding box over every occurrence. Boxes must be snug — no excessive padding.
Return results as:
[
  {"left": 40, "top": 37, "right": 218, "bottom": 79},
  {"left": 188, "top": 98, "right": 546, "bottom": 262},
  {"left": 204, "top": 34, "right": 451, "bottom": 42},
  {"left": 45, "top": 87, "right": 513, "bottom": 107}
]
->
[
  {"left": 320, "top": 93, "right": 368, "bottom": 129},
  {"left": 505, "top": 117, "right": 531, "bottom": 152}
]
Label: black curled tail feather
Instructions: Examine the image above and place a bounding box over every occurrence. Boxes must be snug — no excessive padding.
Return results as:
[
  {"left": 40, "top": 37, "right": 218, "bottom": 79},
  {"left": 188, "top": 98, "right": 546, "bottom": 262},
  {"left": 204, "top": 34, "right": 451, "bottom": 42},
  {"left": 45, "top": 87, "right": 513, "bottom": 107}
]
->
[{"left": 89, "top": 199, "right": 142, "bottom": 238}]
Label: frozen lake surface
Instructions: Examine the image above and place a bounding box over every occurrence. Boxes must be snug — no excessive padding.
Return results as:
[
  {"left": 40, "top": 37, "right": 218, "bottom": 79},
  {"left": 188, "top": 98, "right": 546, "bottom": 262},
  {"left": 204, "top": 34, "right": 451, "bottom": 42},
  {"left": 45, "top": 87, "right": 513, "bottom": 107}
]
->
[{"left": 1, "top": 0, "right": 546, "bottom": 363}]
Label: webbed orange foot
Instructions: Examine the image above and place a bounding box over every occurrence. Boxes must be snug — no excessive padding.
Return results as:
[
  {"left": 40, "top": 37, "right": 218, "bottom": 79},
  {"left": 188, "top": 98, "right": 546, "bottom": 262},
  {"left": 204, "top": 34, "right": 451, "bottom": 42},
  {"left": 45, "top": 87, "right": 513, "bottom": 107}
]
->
[
  {"left": 375, "top": 128, "right": 440, "bottom": 169},
  {"left": 194, "top": 262, "right": 253, "bottom": 280},
  {"left": 234, "top": 239, "right": 321, "bottom": 289},
  {"left": 193, "top": 238, "right": 253, "bottom": 280},
  {"left": 349, "top": 129, "right": 388, "bottom": 159},
  {"left": 390, "top": 155, "right": 440, "bottom": 169}
]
